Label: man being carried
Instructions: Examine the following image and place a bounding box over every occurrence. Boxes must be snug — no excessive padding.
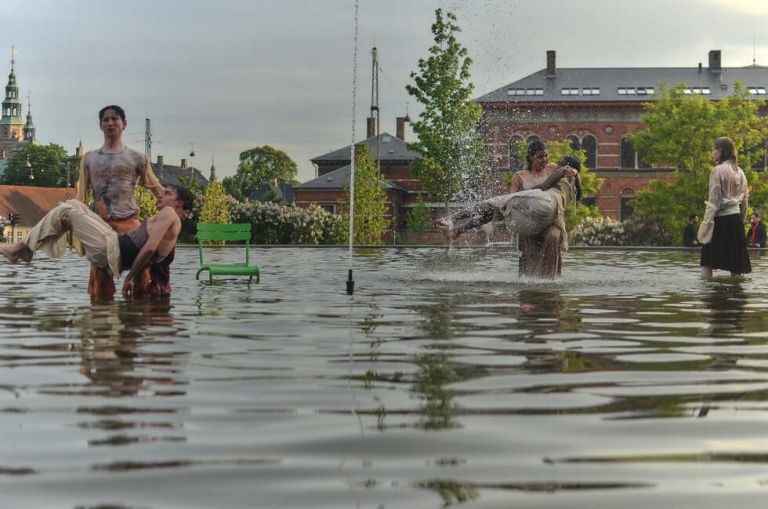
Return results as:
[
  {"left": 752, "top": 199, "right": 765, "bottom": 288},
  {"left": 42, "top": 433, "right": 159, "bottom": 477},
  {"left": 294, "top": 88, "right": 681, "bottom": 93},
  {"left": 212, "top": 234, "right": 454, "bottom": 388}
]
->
[
  {"left": 0, "top": 185, "right": 194, "bottom": 299},
  {"left": 437, "top": 156, "right": 581, "bottom": 240}
]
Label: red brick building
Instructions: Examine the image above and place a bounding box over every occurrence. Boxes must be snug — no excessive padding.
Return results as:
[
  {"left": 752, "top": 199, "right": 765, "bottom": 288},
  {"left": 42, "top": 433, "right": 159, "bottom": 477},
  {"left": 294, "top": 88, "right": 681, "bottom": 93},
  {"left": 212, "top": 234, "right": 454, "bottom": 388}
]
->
[
  {"left": 294, "top": 117, "right": 423, "bottom": 236},
  {"left": 477, "top": 49, "right": 768, "bottom": 219}
]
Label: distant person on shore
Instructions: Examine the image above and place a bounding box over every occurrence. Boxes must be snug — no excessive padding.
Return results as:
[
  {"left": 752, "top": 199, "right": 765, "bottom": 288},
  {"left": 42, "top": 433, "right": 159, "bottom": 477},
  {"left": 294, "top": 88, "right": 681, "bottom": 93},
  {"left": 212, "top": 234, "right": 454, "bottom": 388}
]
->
[
  {"left": 0, "top": 185, "right": 194, "bottom": 299},
  {"left": 683, "top": 214, "right": 700, "bottom": 247},
  {"left": 698, "top": 137, "right": 751, "bottom": 278},
  {"left": 747, "top": 212, "right": 767, "bottom": 248},
  {"left": 75, "top": 105, "right": 166, "bottom": 299}
]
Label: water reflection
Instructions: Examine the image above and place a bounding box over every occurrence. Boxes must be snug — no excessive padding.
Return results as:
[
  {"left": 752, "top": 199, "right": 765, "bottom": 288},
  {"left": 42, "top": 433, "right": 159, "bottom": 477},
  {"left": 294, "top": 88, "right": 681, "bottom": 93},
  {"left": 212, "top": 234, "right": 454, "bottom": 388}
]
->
[
  {"left": 703, "top": 279, "right": 747, "bottom": 337},
  {"left": 72, "top": 300, "right": 188, "bottom": 451}
]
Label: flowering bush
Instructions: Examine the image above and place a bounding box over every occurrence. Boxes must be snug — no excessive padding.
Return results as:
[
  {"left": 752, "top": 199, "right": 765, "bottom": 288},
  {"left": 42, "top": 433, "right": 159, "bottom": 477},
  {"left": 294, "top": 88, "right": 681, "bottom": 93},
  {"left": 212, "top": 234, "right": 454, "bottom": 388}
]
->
[
  {"left": 570, "top": 217, "right": 626, "bottom": 246},
  {"left": 230, "top": 201, "right": 344, "bottom": 244}
]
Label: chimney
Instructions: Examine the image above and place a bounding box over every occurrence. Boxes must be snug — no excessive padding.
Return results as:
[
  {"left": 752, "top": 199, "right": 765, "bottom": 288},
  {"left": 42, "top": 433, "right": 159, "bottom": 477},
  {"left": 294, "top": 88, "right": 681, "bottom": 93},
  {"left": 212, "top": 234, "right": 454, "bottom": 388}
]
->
[
  {"left": 546, "top": 50, "right": 556, "bottom": 77},
  {"left": 181, "top": 158, "right": 188, "bottom": 169},
  {"left": 396, "top": 115, "right": 410, "bottom": 140},
  {"left": 708, "top": 50, "right": 722, "bottom": 71},
  {"left": 366, "top": 117, "right": 376, "bottom": 138},
  {"left": 157, "top": 155, "right": 164, "bottom": 165}
]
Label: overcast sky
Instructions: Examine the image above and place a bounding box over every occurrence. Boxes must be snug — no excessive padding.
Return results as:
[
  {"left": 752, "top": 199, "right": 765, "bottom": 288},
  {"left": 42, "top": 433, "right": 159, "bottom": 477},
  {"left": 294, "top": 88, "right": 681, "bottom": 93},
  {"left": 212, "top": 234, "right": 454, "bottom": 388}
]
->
[{"left": 1, "top": 0, "right": 767, "bottom": 182}]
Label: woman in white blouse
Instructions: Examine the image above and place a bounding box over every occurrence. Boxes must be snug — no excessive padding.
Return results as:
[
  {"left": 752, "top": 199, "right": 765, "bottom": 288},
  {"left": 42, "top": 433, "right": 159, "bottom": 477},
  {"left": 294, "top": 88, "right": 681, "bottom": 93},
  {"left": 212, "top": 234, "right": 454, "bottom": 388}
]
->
[{"left": 698, "top": 137, "right": 751, "bottom": 278}]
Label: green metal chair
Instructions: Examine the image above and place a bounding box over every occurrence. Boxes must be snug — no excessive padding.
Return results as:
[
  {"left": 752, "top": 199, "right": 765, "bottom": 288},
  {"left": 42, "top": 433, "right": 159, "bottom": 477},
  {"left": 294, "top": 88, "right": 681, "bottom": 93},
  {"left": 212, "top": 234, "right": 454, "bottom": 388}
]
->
[{"left": 196, "top": 223, "right": 260, "bottom": 283}]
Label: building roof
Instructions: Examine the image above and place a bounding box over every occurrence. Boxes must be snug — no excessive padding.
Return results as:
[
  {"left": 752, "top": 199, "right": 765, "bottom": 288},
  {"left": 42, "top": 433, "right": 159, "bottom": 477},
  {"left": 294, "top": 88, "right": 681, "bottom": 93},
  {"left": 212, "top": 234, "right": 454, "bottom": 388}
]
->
[
  {"left": 0, "top": 185, "right": 76, "bottom": 227},
  {"left": 248, "top": 182, "right": 296, "bottom": 204},
  {"left": 295, "top": 164, "right": 406, "bottom": 192},
  {"left": 311, "top": 132, "right": 421, "bottom": 163},
  {"left": 478, "top": 66, "right": 768, "bottom": 104},
  {"left": 151, "top": 163, "right": 210, "bottom": 188}
]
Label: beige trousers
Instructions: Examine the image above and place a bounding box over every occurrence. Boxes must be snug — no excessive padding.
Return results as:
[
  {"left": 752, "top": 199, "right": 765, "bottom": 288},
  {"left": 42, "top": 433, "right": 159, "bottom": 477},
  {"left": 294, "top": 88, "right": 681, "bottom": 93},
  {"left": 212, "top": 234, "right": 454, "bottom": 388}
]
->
[{"left": 24, "top": 199, "right": 121, "bottom": 277}]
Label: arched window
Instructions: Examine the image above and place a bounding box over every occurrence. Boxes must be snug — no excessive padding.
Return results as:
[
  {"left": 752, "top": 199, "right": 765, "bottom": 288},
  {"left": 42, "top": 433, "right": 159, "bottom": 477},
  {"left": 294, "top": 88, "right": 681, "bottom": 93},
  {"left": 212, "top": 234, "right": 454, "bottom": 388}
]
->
[
  {"left": 508, "top": 135, "right": 524, "bottom": 171},
  {"left": 620, "top": 138, "right": 635, "bottom": 169},
  {"left": 567, "top": 135, "right": 580, "bottom": 152},
  {"left": 582, "top": 135, "right": 597, "bottom": 168}
]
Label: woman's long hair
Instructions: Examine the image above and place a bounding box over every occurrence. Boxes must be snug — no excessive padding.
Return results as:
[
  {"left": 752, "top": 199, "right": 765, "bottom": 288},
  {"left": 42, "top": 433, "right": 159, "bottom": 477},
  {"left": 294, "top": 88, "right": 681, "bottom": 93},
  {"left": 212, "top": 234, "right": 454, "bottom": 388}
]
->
[{"left": 713, "top": 137, "right": 738, "bottom": 165}]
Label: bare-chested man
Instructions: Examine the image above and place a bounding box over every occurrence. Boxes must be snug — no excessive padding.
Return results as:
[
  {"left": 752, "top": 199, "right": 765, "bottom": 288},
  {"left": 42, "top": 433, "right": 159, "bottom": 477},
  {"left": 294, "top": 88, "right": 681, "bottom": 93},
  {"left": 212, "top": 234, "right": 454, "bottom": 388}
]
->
[
  {"left": 75, "top": 105, "right": 165, "bottom": 299},
  {"left": 0, "top": 185, "right": 194, "bottom": 299}
]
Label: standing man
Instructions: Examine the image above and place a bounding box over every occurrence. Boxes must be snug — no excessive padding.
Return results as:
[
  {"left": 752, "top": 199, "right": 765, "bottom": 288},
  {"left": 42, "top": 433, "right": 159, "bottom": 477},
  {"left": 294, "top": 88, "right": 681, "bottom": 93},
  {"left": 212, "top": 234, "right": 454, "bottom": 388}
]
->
[
  {"left": 683, "top": 214, "right": 700, "bottom": 248},
  {"left": 747, "top": 212, "right": 767, "bottom": 248},
  {"left": 0, "top": 185, "right": 194, "bottom": 299},
  {"left": 76, "top": 105, "right": 165, "bottom": 299}
]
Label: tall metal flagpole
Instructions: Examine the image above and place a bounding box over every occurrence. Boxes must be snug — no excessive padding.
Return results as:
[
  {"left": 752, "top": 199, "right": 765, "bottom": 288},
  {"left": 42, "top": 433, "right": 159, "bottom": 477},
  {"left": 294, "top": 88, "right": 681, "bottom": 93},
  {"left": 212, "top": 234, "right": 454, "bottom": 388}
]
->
[{"left": 346, "top": 0, "right": 359, "bottom": 295}]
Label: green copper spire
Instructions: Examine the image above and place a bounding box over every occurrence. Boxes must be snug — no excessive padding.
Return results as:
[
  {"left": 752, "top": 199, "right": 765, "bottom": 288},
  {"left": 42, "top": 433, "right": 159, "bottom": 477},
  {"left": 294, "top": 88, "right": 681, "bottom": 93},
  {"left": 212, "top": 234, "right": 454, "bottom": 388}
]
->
[{"left": 0, "top": 46, "right": 23, "bottom": 127}]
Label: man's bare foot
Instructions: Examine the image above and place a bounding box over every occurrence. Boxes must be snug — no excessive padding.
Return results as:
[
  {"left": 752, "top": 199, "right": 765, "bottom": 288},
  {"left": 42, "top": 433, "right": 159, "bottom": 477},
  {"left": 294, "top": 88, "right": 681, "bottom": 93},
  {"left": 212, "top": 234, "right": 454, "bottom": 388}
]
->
[{"left": 0, "top": 243, "right": 32, "bottom": 263}]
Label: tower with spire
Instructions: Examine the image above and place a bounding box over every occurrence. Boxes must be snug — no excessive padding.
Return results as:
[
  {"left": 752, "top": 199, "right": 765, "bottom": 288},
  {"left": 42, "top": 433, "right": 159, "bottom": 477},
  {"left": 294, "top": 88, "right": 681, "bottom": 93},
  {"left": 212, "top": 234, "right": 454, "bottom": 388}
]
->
[
  {"left": 22, "top": 92, "right": 36, "bottom": 145},
  {"left": 0, "top": 46, "right": 24, "bottom": 153}
]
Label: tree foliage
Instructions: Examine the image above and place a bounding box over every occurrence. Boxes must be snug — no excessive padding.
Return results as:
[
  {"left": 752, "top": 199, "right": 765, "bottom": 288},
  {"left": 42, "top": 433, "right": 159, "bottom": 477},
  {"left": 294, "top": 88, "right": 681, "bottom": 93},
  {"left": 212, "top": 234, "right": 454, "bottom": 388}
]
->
[
  {"left": 0, "top": 143, "right": 80, "bottom": 187},
  {"left": 199, "top": 180, "right": 231, "bottom": 224},
  {"left": 337, "top": 145, "right": 390, "bottom": 245},
  {"left": 133, "top": 186, "right": 158, "bottom": 221},
  {"left": 222, "top": 145, "right": 298, "bottom": 201},
  {"left": 627, "top": 83, "right": 768, "bottom": 236},
  {"left": 406, "top": 9, "right": 485, "bottom": 208},
  {"left": 406, "top": 197, "right": 432, "bottom": 234}
]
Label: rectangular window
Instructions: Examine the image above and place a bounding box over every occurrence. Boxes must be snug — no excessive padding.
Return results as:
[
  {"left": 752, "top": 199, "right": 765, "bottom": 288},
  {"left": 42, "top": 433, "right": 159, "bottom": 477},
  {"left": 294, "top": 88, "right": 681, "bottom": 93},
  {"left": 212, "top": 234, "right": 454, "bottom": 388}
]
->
[
  {"left": 702, "top": 87, "right": 711, "bottom": 95},
  {"left": 525, "top": 89, "right": 535, "bottom": 95},
  {"left": 618, "top": 88, "right": 627, "bottom": 95},
  {"left": 683, "top": 88, "right": 692, "bottom": 94},
  {"left": 582, "top": 88, "right": 600, "bottom": 95},
  {"left": 560, "top": 88, "right": 579, "bottom": 95},
  {"left": 534, "top": 88, "right": 543, "bottom": 96},
  {"left": 758, "top": 87, "right": 767, "bottom": 95}
]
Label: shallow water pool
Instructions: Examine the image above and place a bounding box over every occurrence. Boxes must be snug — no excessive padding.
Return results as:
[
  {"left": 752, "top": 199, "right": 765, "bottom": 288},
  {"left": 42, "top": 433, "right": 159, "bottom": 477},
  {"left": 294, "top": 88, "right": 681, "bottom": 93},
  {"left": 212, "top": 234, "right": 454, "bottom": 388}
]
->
[{"left": 1, "top": 246, "right": 768, "bottom": 508}]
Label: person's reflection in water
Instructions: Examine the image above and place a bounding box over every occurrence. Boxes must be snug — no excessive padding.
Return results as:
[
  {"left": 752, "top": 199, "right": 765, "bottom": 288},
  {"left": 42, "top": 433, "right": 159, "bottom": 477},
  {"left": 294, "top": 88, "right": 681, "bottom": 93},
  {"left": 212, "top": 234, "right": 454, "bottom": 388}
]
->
[
  {"left": 516, "top": 288, "right": 595, "bottom": 375},
  {"left": 75, "top": 300, "right": 187, "bottom": 447},
  {"left": 517, "top": 288, "right": 572, "bottom": 331},
  {"left": 703, "top": 280, "right": 747, "bottom": 338}
]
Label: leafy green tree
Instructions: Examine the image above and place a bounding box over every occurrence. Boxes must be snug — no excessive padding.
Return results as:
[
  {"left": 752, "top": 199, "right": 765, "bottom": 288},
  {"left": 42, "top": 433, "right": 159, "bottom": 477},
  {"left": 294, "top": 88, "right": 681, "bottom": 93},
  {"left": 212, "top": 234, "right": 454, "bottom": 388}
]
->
[
  {"left": 628, "top": 83, "right": 768, "bottom": 236},
  {"left": 133, "top": 186, "right": 158, "bottom": 221},
  {"left": 406, "top": 197, "right": 432, "bottom": 241},
  {"left": 406, "top": 9, "right": 485, "bottom": 209},
  {"left": 337, "top": 145, "right": 390, "bottom": 245},
  {"left": 200, "top": 180, "right": 231, "bottom": 225},
  {"left": 222, "top": 145, "right": 298, "bottom": 201},
  {"left": 1, "top": 143, "right": 80, "bottom": 187},
  {"left": 508, "top": 138, "right": 604, "bottom": 230}
]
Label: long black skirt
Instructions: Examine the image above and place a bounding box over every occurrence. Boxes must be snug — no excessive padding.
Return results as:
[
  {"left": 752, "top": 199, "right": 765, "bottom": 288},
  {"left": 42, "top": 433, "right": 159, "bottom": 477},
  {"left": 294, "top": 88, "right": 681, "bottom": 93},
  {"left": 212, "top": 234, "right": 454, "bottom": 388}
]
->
[{"left": 700, "top": 214, "right": 751, "bottom": 274}]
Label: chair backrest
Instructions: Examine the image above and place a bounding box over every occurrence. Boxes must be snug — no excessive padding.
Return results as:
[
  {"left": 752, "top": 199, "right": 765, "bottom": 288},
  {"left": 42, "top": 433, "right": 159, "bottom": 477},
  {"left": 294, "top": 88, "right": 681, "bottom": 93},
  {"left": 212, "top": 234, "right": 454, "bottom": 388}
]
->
[{"left": 197, "top": 223, "right": 253, "bottom": 264}]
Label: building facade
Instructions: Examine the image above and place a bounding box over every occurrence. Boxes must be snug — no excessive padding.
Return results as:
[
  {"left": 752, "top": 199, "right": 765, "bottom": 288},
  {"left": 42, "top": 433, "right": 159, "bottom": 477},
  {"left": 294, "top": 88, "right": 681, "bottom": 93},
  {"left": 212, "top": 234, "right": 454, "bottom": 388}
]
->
[
  {"left": 295, "top": 118, "right": 427, "bottom": 238},
  {"left": 477, "top": 49, "right": 768, "bottom": 219}
]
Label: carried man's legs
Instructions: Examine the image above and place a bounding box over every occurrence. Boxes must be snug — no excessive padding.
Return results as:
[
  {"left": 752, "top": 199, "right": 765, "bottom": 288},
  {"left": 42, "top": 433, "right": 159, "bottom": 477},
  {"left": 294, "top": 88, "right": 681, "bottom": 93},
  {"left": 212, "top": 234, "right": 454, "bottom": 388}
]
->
[{"left": 0, "top": 200, "right": 120, "bottom": 276}]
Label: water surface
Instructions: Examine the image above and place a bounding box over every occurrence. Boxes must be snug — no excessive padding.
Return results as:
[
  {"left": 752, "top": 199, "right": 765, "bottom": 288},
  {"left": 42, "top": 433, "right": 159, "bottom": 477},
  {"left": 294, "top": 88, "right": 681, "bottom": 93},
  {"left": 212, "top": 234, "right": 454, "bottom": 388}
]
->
[{"left": 1, "top": 247, "right": 768, "bottom": 508}]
